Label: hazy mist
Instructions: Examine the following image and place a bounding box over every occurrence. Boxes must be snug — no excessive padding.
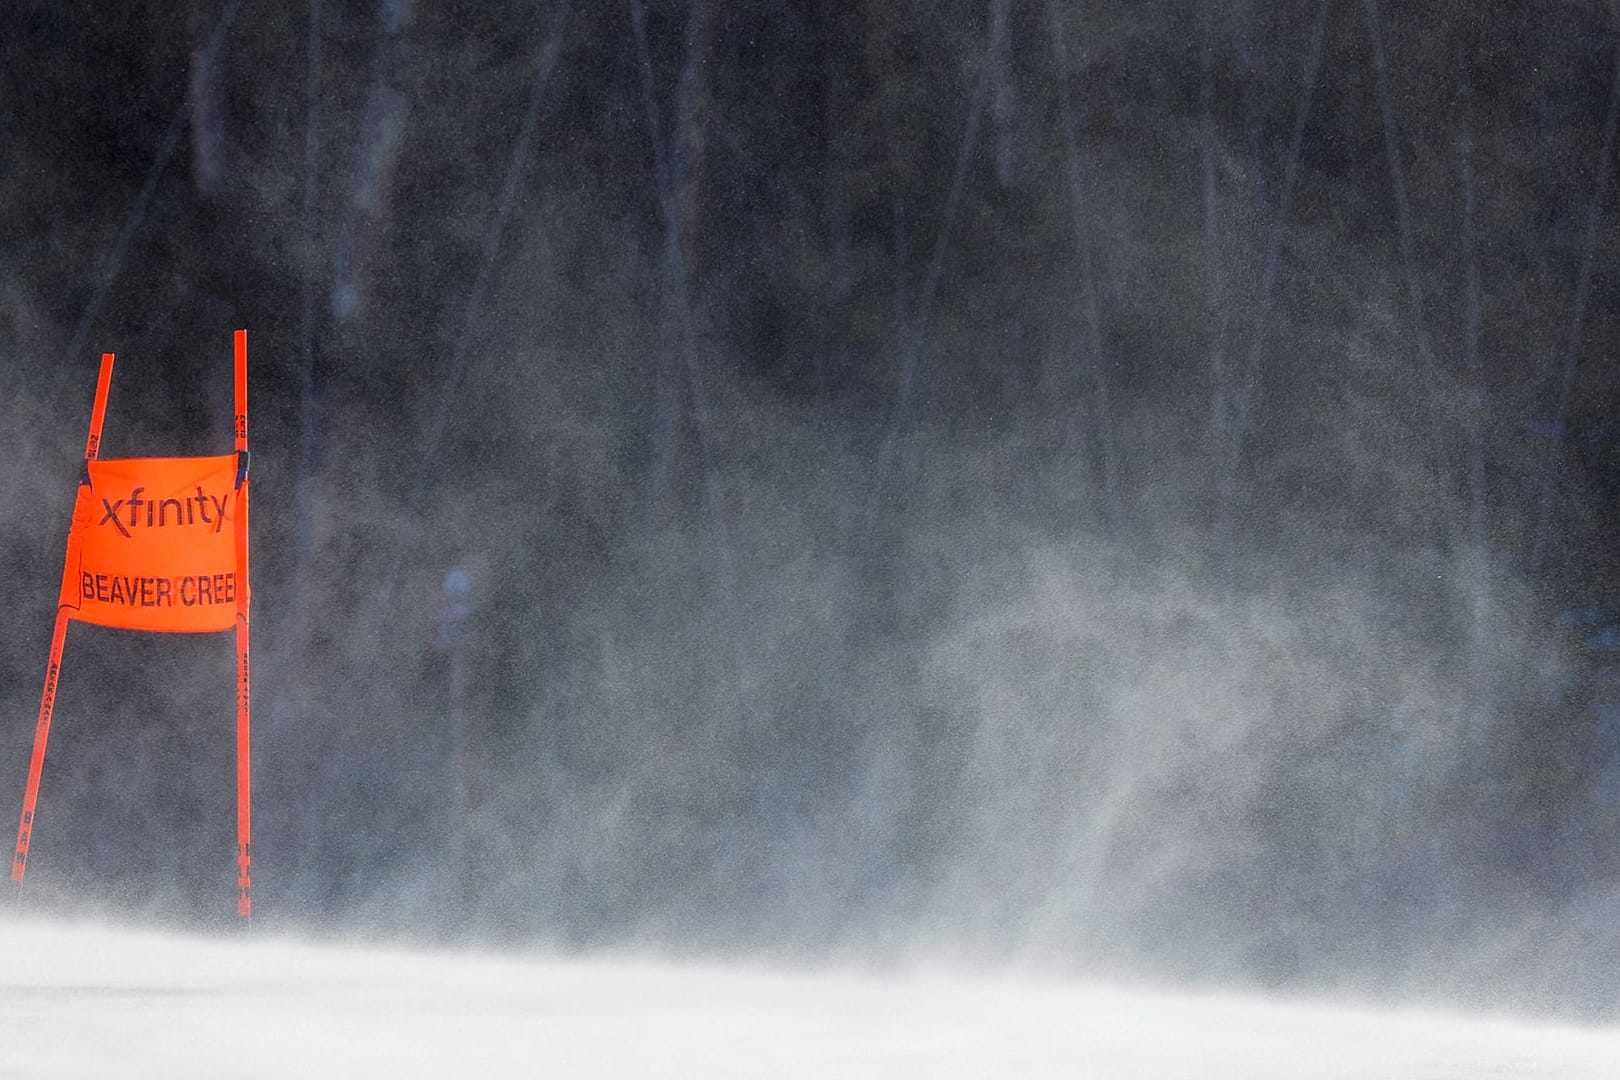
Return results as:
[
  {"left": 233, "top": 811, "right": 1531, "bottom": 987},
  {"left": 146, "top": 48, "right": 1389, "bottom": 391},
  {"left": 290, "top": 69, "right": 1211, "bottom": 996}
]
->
[{"left": 3, "top": 0, "right": 1619, "bottom": 1022}]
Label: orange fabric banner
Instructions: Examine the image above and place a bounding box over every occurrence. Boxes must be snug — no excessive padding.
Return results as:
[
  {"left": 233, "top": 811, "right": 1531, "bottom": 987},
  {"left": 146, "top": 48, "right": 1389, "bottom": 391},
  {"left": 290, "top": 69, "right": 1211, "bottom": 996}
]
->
[
  {"left": 57, "top": 454, "right": 248, "bottom": 633},
  {"left": 14, "top": 335, "right": 254, "bottom": 921}
]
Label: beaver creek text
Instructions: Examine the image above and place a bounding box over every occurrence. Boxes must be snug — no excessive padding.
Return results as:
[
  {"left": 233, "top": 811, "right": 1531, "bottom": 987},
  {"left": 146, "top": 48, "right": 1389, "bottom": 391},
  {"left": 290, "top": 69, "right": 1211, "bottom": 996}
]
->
[{"left": 80, "top": 572, "right": 237, "bottom": 608}]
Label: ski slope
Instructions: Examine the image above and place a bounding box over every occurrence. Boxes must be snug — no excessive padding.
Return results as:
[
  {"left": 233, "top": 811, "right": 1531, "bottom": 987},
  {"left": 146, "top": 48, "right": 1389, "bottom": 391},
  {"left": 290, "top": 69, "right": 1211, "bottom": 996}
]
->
[{"left": 0, "top": 917, "right": 1615, "bottom": 1078}]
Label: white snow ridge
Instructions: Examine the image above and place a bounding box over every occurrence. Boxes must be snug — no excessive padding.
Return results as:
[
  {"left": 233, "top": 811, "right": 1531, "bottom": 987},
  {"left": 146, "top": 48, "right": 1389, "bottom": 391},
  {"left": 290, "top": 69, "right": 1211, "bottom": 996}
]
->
[{"left": 0, "top": 917, "right": 1616, "bottom": 1078}]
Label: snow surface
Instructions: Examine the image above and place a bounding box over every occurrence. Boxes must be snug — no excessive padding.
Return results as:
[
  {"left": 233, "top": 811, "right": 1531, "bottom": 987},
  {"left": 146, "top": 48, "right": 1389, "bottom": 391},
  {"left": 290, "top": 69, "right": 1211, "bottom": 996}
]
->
[{"left": 1, "top": 917, "right": 1616, "bottom": 1078}]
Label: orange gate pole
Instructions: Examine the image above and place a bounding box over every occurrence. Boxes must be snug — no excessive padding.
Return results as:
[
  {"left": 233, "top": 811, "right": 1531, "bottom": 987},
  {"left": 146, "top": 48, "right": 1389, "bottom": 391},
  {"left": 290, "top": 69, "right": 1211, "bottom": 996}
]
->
[
  {"left": 12, "top": 352, "right": 116, "bottom": 884},
  {"left": 233, "top": 329, "right": 253, "bottom": 920}
]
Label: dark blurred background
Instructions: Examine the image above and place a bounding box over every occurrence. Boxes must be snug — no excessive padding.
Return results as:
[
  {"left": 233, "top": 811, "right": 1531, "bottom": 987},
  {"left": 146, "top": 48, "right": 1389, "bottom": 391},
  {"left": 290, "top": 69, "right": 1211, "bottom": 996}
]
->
[{"left": 3, "top": 0, "right": 1620, "bottom": 1016}]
